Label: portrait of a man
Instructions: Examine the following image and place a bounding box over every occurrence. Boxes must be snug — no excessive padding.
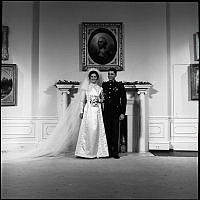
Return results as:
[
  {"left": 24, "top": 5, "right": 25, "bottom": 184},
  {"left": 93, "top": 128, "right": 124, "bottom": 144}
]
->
[
  {"left": 88, "top": 28, "right": 117, "bottom": 65},
  {"left": 81, "top": 22, "right": 124, "bottom": 71}
]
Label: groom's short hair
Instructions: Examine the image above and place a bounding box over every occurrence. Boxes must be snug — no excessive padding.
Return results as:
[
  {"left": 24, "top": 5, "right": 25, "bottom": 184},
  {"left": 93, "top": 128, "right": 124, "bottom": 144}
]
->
[{"left": 108, "top": 67, "right": 117, "bottom": 75}]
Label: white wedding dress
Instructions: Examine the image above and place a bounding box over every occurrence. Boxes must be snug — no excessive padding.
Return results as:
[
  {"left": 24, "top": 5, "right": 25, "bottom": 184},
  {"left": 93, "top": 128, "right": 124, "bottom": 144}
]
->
[{"left": 75, "top": 83, "right": 109, "bottom": 158}]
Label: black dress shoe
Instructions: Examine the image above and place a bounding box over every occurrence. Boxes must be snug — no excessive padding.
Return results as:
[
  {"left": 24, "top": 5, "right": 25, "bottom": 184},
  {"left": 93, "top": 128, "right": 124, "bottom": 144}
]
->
[
  {"left": 109, "top": 153, "right": 113, "bottom": 158},
  {"left": 113, "top": 155, "right": 120, "bottom": 159}
]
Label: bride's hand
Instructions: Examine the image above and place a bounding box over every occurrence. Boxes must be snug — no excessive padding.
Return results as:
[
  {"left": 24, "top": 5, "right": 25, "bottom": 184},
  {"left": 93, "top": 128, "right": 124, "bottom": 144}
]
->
[
  {"left": 119, "top": 114, "right": 125, "bottom": 121},
  {"left": 98, "top": 97, "right": 103, "bottom": 103},
  {"left": 80, "top": 113, "right": 83, "bottom": 119},
  {"left": 99, "top": 92, "right": 105, "bottom": 103}
]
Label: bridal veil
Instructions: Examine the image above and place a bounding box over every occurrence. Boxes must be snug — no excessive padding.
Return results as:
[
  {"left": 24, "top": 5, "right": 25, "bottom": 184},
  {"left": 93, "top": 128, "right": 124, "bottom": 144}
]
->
[{"left": 3, "top": 68, "right": 104, "bottom": 162}]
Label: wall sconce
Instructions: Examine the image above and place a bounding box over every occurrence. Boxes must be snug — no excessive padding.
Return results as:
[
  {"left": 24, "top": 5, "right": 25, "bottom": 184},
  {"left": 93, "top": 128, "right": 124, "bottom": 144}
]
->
[{"left": 193, "top": 32, "right": 199, "bottom": 61}]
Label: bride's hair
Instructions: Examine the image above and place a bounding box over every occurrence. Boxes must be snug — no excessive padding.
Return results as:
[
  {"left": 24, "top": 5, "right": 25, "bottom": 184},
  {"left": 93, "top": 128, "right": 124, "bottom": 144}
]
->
[
  {"left": 80, "top": 68, "right": 103, "bottom": 91},
  {"left": 88, "top": 70, "right": 99, "bottom": 79}
]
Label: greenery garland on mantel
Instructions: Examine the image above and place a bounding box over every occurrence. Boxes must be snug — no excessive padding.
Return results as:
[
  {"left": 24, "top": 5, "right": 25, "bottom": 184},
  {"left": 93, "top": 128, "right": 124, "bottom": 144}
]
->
[
  {"left": 55, "top": 80, "right": 80, "bottom": 86},
  {"left": 123, "top": 81, "right": 152, "bottom": 85},
  {"left": 55, "top": 80, "right": 152, "bottom": 86}
]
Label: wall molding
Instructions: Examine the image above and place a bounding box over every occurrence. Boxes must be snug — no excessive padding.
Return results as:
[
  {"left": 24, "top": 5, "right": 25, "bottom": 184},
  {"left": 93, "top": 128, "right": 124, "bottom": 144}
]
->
[
  {"left": 1, "top": 115, "right": 198, "bottom": 151},
  {"left": 170, "top": 118, "right": 198, "bottom": 151},
  {"left": 1, "top": 116, "right": 57, "bottom": 151},
  {"left": 149, "top": 116, "right": 170, "bottom": 150}
]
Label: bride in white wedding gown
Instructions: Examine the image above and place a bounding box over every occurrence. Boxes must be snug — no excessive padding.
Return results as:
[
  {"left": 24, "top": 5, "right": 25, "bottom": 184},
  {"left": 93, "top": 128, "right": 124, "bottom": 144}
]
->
[
  {"left": 75, "top": 69, "right": 109, "bottom": 158},
  {"left": 3, "top": 68, "right": 109, "bottom": 162}
]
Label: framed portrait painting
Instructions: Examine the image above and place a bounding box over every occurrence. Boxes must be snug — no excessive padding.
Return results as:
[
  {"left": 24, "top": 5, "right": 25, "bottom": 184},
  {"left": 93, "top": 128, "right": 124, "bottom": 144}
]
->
[
  {"left": 189, "top": 64, "right": 199, "bottom": 101},
  {"left": 80, "top": 22, "right": 124, "bottom": 71},
  {"left": 1, "top": 64, "right": 17, "bottom": 106}
]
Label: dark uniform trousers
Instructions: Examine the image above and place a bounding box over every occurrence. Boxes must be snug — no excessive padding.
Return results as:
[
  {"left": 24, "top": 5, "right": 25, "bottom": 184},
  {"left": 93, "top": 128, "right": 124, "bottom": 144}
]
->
[
  {"left": 102, "top": 81, "right": 127, "bottom": 157},
  {"left": 103, "top": 107, "right": 120, "bottom": 157}
]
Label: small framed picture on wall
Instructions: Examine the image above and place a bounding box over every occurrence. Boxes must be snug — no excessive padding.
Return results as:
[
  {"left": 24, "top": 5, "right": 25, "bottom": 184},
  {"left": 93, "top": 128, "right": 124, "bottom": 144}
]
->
[
  {"left": 193, "top": 32, "right": 199, "bottom": 61},
  {"left": 80, "top": 22, "right": 124, "bottom": 71},
  {"left": 2, "top": 26, "right": 9, "bottom": 61},
  {"left": 1, "top": 64, "right": 17, "bottom": 106},
  {"left": 189, "top": 64, "right": 199, "bottom": 101}
]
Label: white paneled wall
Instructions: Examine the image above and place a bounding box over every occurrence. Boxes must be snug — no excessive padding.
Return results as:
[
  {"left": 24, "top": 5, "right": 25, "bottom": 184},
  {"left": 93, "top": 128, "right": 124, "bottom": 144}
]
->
[
  {"left": 170, "top": 64, "right": 198, "bottom": 151},
  {"left": 149, "top": 117, "right": 198, "bottom": 151},
  {"left": 1, "top": 116, "right": 198, "bottom": 151},
  {"left": 1, "top": 117, "right": 57, "bottom": 151},
  {"left": 149, "top": 116, "right": 170, "bottom": 150},
  {"left": 171, "top": 118, "right": 198, "bottom": 151}
]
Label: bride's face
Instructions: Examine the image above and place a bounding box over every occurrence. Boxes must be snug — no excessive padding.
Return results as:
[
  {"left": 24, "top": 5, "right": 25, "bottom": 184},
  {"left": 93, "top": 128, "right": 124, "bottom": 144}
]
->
[{"left": 89, "top": 73, "right": 98, "bottom": 84}]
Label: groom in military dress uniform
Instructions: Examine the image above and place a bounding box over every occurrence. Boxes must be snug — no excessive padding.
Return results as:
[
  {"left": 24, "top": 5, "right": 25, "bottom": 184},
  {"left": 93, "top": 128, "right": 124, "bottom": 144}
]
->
[{"left": 102, "top": 67, "right": 127, "bottom": 159}]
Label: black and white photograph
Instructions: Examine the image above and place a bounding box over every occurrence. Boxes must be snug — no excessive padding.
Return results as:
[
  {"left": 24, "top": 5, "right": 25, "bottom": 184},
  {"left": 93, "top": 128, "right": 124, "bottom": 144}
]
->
[{"left": 1, "top": 1, "right": 198, "bottom": 199}]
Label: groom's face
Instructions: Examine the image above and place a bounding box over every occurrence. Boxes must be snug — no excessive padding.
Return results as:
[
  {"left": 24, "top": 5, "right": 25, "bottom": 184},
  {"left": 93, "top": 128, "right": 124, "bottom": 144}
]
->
[{"left": 108, "top": 70, "right": 116, "bottom": 81}]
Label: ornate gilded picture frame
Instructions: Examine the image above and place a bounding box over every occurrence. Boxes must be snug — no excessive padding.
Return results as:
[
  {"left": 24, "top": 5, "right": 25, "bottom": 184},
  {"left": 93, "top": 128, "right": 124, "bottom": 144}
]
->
[
  {"left": 189, "top": 64, "right": 199, "bottom": 101},
  {"left": 1, "top": 64, "right": 17, "bottom": 106},
  {"left": 80, "top": 22, "right": 124, "bottom": 71}
]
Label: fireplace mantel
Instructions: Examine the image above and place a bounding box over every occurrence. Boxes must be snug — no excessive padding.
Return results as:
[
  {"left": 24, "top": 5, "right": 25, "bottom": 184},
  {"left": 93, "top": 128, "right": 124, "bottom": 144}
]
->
[{"left": 55, "top": 82, "right": 152, "bottom": 153}]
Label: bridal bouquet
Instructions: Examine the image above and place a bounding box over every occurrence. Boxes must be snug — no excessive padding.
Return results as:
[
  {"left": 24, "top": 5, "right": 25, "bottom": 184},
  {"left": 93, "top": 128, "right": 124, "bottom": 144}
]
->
[{"left": 90, "top": 96, "right": 99, "bottom": 107}]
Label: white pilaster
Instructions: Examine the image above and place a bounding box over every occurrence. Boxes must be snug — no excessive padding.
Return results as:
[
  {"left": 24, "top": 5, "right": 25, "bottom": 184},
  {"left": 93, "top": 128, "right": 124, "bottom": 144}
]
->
[
  {"left": 137, "top": 90, "right": 148, "bottom": 152},
  {"left": 135, "top": 84, "right": 151, "bottom": 153}
]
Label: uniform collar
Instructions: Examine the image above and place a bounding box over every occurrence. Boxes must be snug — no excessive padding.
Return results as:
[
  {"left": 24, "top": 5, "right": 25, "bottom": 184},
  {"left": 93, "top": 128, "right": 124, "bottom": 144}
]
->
[{"left": 108, "top": 80, "right": 116, "bottom": 83}]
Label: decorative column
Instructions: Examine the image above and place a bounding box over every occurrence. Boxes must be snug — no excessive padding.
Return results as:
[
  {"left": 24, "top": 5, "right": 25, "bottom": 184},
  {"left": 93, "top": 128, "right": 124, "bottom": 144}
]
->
[
  {"left": 124, "top": 84, "right": 136, "bottom": 153},
  {"left": 135, "top": 84, "right": 152, "bottom": 153},
  {"left": 124, "top": 82, "right": 152, "bottom": 153},
  {"left": 55, "top": 82, "right": 79, "bottom": 119}
]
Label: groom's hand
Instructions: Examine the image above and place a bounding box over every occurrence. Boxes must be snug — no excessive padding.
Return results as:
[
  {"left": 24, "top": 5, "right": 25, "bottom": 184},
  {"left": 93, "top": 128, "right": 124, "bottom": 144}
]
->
[{"left": 119, "top": 114, "right": 125, "bottom": 121}]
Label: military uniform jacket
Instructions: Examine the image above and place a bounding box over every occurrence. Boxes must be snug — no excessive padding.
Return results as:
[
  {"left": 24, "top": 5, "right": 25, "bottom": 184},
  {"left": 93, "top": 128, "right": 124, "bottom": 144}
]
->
[{"left": 102, "top": 80, "right": 127, "bottom": 117}]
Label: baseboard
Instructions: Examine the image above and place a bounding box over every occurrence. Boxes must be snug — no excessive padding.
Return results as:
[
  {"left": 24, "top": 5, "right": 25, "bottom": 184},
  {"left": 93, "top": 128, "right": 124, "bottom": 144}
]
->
[
  {"left": 171, "top": 142, "right": 198, "bottom": 151},
  {"left": 149, "top": 142, "right": 170, "bottom": 150},
  {"left": 149, "top": 150, "right": 198, "bottom": 157}
]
